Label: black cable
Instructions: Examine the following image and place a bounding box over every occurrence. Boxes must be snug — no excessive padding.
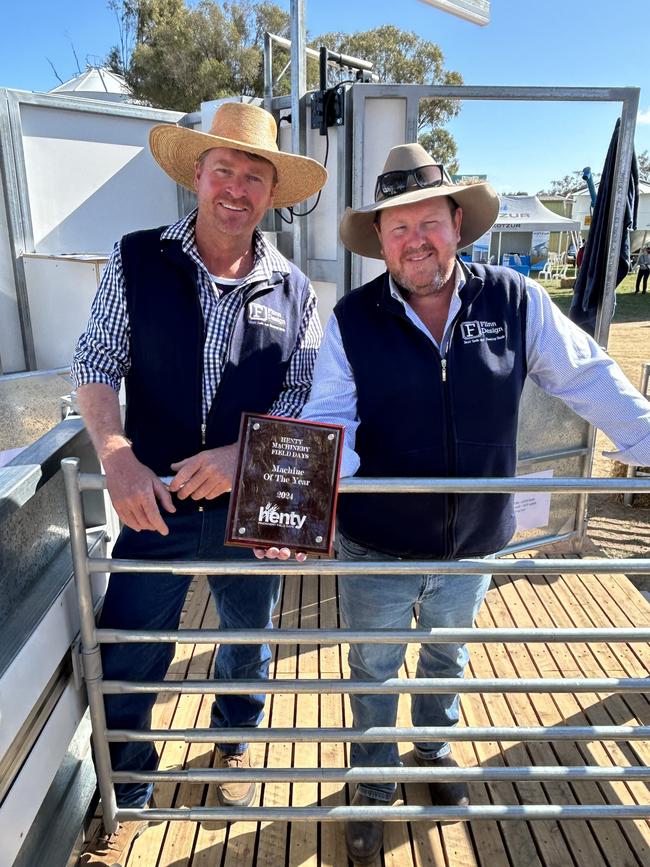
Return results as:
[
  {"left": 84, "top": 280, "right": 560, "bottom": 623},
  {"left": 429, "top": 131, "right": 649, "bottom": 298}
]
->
[
  {"left": 275, "top": 104, "right": 331, "bottom": 221},
  {"left": 290, "top": 124, "right": 330, "bottom": 217}
]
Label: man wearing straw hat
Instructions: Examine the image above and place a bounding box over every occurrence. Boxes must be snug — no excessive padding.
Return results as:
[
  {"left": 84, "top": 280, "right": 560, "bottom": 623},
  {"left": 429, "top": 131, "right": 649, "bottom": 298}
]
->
[
  {"left": 72, "top": 101, "right": 326, "bottom": 861},
  {"left": 302, "top": 142, "right": 650, "bottom": 863}
]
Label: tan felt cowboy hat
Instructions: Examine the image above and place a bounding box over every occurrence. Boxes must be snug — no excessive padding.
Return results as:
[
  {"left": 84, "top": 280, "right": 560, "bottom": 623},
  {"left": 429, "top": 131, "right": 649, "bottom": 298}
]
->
[
  {"left": 149, "top": 101, "right": 328, "bottom": 208},
  {"left": 339, "top": 143, "right": 500, "bottom": 259}
]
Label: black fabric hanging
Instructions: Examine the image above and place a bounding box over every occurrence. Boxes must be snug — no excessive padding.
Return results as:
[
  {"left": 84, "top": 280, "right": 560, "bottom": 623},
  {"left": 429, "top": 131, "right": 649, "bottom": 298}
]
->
[{"left": 569, "top": 118, "right": 639, "bottom": 336}]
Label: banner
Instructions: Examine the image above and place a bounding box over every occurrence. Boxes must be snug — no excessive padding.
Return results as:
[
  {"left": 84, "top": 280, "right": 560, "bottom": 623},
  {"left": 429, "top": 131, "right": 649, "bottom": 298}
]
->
[{"left": 531, "top": 230, "right": 550, "bottom": 269}]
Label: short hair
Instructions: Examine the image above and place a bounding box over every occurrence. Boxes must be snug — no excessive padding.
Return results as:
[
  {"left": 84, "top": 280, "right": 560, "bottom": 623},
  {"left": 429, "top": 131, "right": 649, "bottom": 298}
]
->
[{"left": 196, "top": 148, "right": 278, "bottom": 186}]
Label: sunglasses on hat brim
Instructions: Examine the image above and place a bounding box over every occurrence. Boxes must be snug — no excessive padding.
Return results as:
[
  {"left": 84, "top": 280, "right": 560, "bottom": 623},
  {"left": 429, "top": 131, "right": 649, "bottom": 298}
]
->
[{"left": 374, "top": 164, "right": 444, "bottom": 201}]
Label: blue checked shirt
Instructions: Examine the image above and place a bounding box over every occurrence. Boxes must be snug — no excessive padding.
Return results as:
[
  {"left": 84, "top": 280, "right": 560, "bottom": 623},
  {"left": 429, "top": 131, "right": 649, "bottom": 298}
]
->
[
  {"left": 303, "top": 264, "right": 650, "bottom": 477},
  {"left": 72, "top": 209, "right": 322, "bottom": 424}
]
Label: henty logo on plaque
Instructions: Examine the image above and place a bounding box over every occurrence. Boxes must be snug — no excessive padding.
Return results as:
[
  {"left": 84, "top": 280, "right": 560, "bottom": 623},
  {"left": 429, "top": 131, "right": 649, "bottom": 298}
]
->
[{"left": 225, "top": 413, "right": 343, "bottom": 556}]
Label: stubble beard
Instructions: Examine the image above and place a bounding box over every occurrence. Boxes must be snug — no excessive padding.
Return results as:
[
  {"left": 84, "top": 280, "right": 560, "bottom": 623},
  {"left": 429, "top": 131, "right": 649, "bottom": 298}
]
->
[{"left": 392, "top": 253, "right": 456, "bottom": 298}]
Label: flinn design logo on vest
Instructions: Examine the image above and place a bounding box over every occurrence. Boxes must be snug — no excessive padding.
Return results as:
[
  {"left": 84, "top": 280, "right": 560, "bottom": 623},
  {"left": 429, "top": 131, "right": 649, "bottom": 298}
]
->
[
  {"left": 258, "top": 502, "right": 306, "bottom": 530},
  {"left": 248, "top": 303, "right": 287, "bottom": 331},
  {"left": 460, "top": 320, "right": 505, "bottom": 344}
]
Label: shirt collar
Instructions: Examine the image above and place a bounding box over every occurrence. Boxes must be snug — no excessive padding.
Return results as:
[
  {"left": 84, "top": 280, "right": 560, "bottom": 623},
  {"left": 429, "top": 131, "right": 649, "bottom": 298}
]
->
[{"left": 161, "top": 207, "right": 291, "bottom": 284}]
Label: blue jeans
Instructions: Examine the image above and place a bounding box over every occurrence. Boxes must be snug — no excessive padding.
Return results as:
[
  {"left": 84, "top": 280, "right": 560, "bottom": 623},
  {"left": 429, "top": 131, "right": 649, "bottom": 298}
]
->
[
  {"left": 98, "top": 507, "right": 281, "bottom": 807},
  {"left": 337, "top": 533, "right": 492, "bottom": 802}
]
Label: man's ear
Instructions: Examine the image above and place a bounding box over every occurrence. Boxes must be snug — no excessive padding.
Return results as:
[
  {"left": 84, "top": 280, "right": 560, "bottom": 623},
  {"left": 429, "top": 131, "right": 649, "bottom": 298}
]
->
[
  {"left": 373, "top": 220, "right": 384, "bottom": 257},
  {"left": 454, "top": 206, "right": 463, "bottom": 244},
  {"left": 194, "top": 160, "right": 202, "bottom": 192}
]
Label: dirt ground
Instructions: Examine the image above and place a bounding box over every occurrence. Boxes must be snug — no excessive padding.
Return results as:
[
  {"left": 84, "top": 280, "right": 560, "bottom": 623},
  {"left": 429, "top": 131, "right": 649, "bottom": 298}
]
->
[{"left": 583, "top": 320, "right": 650, "bottom": 576}]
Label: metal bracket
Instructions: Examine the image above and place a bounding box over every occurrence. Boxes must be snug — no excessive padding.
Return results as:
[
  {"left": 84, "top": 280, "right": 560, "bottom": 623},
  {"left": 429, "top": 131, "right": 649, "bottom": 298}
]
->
[
  {"left": 71, "top": 636, "right": 85, "bottom": 691},
  {"left": 310, "top": 88, "right": 345, "bottom": 135}
]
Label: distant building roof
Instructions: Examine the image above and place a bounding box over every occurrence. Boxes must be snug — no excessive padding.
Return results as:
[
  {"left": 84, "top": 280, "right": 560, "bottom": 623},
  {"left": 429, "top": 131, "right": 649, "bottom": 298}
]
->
[
  {"left": 574, "top": 180, "right": 650, "bottom": 197},
  {"left": 49, "top": 67, "right": 132, "bottom": 103}
]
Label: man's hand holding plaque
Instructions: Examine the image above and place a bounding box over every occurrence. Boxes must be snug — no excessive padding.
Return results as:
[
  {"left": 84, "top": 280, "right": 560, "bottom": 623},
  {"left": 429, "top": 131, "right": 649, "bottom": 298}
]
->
[{"left": 225, "top": 413, "right": 343, "bottom": 557}]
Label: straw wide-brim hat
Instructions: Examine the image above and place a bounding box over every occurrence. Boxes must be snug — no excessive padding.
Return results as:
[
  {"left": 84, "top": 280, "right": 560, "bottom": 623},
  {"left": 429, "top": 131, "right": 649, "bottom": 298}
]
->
[
  {"left": 149, "top": 101, "right": 327, "bottom": 208},
  {"left": 340, "top": 143, "right": 500, "bottom": 259}
]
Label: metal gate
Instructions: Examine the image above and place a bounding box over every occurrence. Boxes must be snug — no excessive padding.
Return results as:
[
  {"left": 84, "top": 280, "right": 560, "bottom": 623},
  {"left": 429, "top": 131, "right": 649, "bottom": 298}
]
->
[{"left": 62, "top": 458, "right": 650, "bottom": 834}]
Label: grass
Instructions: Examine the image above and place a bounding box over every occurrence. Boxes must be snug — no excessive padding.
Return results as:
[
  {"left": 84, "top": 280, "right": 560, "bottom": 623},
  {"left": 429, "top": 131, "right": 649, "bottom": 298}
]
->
[{"left": 540, "top": 272, "right": 650, "bottom": 323}]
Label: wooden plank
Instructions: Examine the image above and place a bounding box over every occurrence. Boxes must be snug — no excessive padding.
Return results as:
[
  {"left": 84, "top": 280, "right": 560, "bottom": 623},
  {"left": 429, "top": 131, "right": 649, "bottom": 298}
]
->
[
  {"left": 516, "top": 563, "right": 650, "bottom": 863},
  {"left": 572, "top": 570, "right": 650, "bottom": 675},
  {"left": 318, "top": 574, "right": 349, "bottom": 867},
  {"left": 154, "top": 602, "right": 221, "bottom": 867},
  {"left": 543, "top": 568, "right": 650, "bottom": 770},
  {"left": 522, "top": 558, "right": 650, "bottom": 771},
  {"left": 494, "top": 568, "right": 646, "bottom": 867},
  {"left": 384, "top": 661, "right": 420, "bottom": 867},
  {"left": 255, "top": 573, "right": 300, "bottom": 867},
  {"left": 465, "top": 609, "right": 545, "bottom": 867},
  {"left": 480, "top": 583, "right": 610, "bottom": 867},
  {"left": 219, "top": 574, "right": 294, "bottom": 867},
  {"left": 288, "top": 572, "right": 319, "bottom": 867},
  {"left": 128, "top": 579, "right": 215, "bottom": 866},
  {"left": 403, "top": 625, "right": 476, "bottom": 867}
]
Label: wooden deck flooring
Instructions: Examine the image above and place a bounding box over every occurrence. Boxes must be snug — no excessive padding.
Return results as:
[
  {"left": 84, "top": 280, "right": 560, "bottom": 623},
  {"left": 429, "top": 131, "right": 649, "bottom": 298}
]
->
[{"left": 85, "top": 550, "right": 650, "bottom": 867}]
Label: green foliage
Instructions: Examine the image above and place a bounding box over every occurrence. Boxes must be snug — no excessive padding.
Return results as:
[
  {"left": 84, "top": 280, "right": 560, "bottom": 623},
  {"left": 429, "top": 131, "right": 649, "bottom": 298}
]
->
[
  {"left": 418, "top": 129, "right": 459, "bottom": 175},
  {"left": 105, "top": 3, "right": 462, "bottom": 165},
  {"left": 538, "top": 170, "right": 589, "bottom": 197},
  {"left": 312, "top": 25, "right": 462, "bottom": 167},
  {"left": 106, "top": 0, "right": 290, "bottom": 111}
]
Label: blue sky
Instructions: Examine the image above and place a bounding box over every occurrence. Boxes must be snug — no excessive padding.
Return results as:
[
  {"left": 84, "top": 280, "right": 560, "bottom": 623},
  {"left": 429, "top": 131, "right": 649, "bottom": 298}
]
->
[{"left": 2, "top": 0, "right": 649, "bottom": 193}]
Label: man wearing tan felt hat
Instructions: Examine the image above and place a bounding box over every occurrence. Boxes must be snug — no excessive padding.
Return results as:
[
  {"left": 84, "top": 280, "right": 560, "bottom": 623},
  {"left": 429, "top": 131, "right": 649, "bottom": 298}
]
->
[
  {"left": 303, "top": 142, "right": 650, "bottom": 863},
  {"left": 72, "top": 101, "right": 326, "bottom": 863}
]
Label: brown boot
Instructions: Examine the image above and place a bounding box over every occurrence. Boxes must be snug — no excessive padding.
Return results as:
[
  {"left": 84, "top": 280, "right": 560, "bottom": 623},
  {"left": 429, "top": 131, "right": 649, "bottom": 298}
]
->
[
  {"left": 215, "top": 748, "right": 256, "bottom": 807},
  {"left": 413, "top": 752, "right": 470, "bottom": 806},
  {"left": 345, "top": 790, "right": 385, "bottom": 865},
  {"left": 79, "top": 797, "right": 157, "bottom": 865}
]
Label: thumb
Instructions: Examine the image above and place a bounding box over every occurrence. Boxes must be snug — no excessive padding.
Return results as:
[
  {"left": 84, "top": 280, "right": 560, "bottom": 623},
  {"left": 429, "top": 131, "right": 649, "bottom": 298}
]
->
[{"left": 153, "top": 476, "right": 176, "bottom": 513}]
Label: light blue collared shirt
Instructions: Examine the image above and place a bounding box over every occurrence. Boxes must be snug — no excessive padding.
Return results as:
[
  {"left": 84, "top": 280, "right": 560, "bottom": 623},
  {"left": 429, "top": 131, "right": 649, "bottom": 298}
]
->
[{"left": 301, "top": 264, "right": 650, "bottom": 477}]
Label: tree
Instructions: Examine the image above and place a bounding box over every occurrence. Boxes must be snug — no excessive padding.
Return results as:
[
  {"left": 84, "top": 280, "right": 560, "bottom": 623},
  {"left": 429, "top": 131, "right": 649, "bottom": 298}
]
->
[
  {"left": 538, "top": 170, "right": 593, "bottom": 198},
  {"left": 105, "top": 5, "right": 463, "bottom": 167},
  {"left": 418, "top": 129, "right": 459, "bottom": 176},
  {"left": 312, "top": 25, "right": 462, "bottom": 169},
  {"left": 106, "top": 0, "right": 291, "bottom": 111}
]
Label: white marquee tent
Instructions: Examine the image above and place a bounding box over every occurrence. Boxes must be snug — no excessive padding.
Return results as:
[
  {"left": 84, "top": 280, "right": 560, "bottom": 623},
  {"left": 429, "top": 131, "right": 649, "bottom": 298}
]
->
[
  {"left": 493, "top": 195, "right": 581, "bottom": 233},
  {"left": 466, "top": 194, "right": 581, "bottom": 273}
]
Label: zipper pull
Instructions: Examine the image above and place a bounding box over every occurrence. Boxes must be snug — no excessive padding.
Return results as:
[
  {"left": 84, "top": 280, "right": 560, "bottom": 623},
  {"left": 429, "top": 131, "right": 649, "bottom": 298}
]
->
[
  {"left": 201, "top": 423, "right": 207, "bottom": 445},
  {"left": 441, "top": 358, "right": 447, "bottom": 383}
]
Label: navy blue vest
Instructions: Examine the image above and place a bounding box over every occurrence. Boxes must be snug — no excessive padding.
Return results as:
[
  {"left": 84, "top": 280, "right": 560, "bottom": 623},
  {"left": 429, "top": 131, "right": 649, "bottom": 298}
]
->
[
  {"left": 120, "top": 227, "right": 311, "bottom": 500},
  {"left": 335, "top": 263, "right": 528, "bottom": 558}
]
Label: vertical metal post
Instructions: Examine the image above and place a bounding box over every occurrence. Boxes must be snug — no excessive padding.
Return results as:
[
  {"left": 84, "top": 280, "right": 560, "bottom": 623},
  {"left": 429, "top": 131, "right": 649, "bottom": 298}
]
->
[
  {"left": 0, "top": 89, "right": 35, "bottom": 370},
  {"left": 290, "top": 0, "right": 307, "bottom": 271},
  {"left": 624, "top": 362, "right": 650, "bottom": 506},
  {"left": 62, "top": 457, "right": 118, "bottom": 835},
  {"left": 264, "top": 32, "right": 274, "bottom": 103},
  {"left": 577, "top": 92, "right": 639, "bottom": 548}
]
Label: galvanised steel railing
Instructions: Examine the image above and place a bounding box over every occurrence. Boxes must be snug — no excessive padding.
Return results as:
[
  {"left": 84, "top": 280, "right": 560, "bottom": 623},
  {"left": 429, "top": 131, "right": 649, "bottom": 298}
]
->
[{"left": 62, "top": 458, "right": 650, "bottom": 834}]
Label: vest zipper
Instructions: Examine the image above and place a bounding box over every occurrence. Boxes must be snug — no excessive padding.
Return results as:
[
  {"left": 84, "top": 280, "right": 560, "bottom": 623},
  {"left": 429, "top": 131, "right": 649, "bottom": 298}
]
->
[
  {"left": 201, "top": 423, "right": 207, "bottom": 446},
  {"left": 440, "top": 322, "right": 461, "bottom": 559}
]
